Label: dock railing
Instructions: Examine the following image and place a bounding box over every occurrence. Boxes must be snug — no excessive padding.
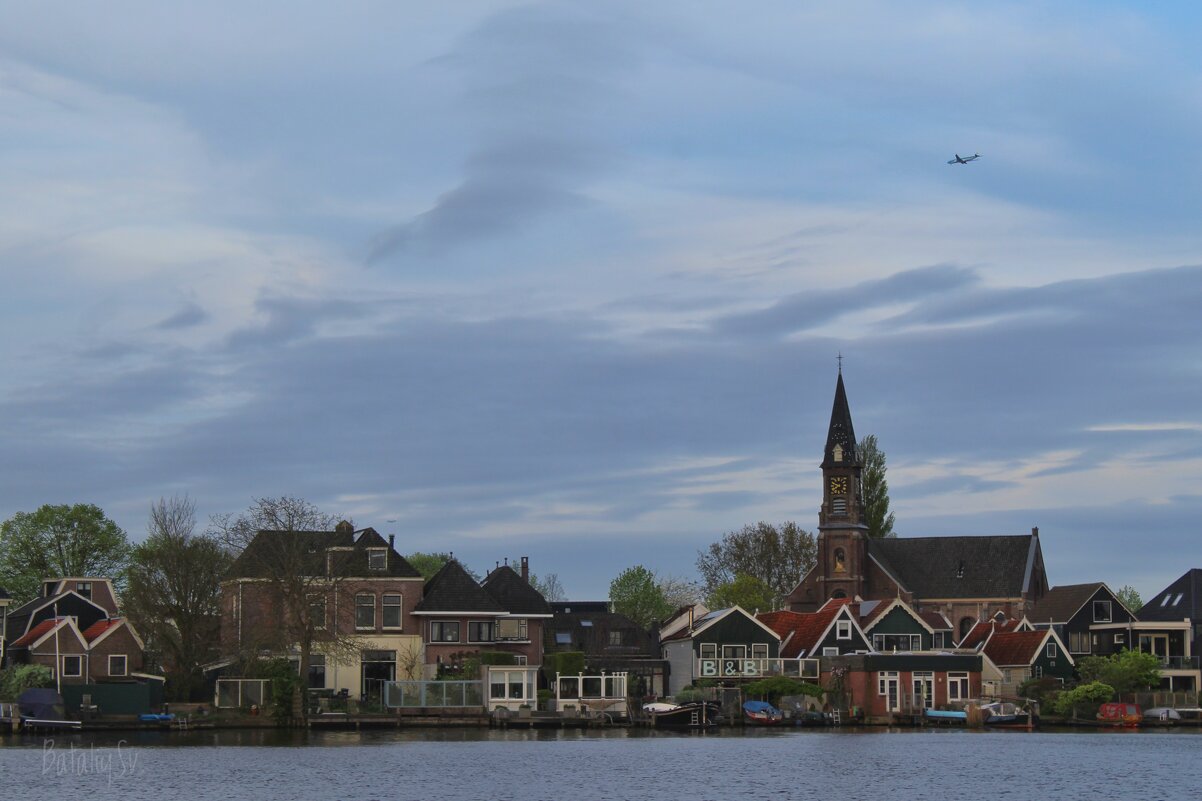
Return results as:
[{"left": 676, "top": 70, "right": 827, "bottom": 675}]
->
[
  {"left": 381, "top": 680, "right": 484, "bottom": 709},
  {"left": 215, "top": 678, "right": 271, "bottom": 709}
]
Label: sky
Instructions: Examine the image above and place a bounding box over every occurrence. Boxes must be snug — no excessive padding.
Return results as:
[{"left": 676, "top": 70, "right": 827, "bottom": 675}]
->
[{"left": 3, "top": 1, "right": 1202, "bottom": 602}]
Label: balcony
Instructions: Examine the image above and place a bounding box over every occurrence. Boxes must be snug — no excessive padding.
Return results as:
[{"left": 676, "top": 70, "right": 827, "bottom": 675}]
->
[
  {"left": 1158, "top": 656, "right": 1201, "bottom": 671},
  {"left": 695, "top": 658, "right": 820, "bottom": 681}
]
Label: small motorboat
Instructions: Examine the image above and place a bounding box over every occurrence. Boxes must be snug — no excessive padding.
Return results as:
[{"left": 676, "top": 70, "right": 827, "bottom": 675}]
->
[
  {"left": 979, "top": 701, "right": 1030, "bottom": 727},
  {"left": 1143, "top": 707, "right": 1181, "bottom": 725},
  {"left": 17, "top": 689, "right": 81, "bottom": 730},
  {"left": 742, "top": 700, "right": 783, "bottom": 725},
  {"left": 924, "top": 708, "right": 968, "bottom": 724}
]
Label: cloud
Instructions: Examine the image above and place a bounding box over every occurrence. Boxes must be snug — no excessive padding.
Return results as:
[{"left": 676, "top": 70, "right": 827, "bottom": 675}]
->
[{"left": 155, "top": 301, "right": 208, "bottom": 330}]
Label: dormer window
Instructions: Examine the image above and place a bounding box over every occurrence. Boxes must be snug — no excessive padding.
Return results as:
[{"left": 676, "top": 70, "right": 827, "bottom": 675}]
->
[
  {"left": 76, "top": 582, "right": 92, "bottom": 599},
  {"left": 368, "top": 550, "right": 387, "bottom": 571},
  {"left": 833, "top": 444, "right": 843, "bottom": 462}
]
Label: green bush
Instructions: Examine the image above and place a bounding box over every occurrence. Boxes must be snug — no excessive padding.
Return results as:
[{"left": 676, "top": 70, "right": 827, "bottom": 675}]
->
[
  {"left": 544, "top": 651, "right": 585, "bottom": 679},
  {"left": 477, "top": 651, "right": 518, "bottom": 666},
  {"left": 674, "top": 685, "right": 705, "bottom": 704},
  {"left": 1077, "top": 650, "right": 1161, "bottom": 695},
  {"left": 0, "top": 664, "right": 54, "bottom": 699},
  {"left": 1052, "top": 681, "right": 1115, "bottom": 718},
  {"left": 743, "top": 676, "right": 824, "bottom": 702}
]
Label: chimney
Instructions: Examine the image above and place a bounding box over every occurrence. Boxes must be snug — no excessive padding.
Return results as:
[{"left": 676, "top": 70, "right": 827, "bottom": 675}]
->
[
  {"left": 388, "top": 534, "right": 395, "bottom": 549},
  {"left": 1031, "top": 526, "right": 1039, "bottom": 538},
  {"left": 521, "top": 557, "right": 529, "bottom": 582}
]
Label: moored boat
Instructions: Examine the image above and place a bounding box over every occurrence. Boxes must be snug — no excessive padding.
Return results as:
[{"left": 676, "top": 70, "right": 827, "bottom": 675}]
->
[
  {"left": 742, "top": 700, "right": 783, "bottom": 725},
  {"left": 923, "top": 708, "right": 968, "bottom": 724},
  {"left": 1097, "top": 702, "right": 1141, "bottom": 728},
  {"left": 979, "top": 701, "right": 1031, "bottom": 728},
  {"left": 643, "top": 701, "right": 720, "bottom": 729}
]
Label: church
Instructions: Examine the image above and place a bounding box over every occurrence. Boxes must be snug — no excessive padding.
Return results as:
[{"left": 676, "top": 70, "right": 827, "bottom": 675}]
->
[{"left": 785, "top": 371, "right": 1050, "bottom": 641}]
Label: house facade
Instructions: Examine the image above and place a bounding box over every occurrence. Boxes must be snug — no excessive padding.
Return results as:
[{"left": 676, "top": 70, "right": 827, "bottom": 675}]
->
[
  {"left": 786, "top": 372, "right": 1050, "bottom": 635},
  {"left": 759, "top": 599, "right": 871, "bottom": 660},
  {"left": 661, "top": 606, "right": 784, "bottom": 696},
  {"left": 544, "top": 600, "right": 667, "bottom": 698},
  {"left": 823, "top": 652, "right": 984, "bottom": 723},
  {"left": 980, "top": 629, "right": 1074, "bottom": 697},
  {"left": 1136, "top": 569, "right": 1202, "bottom": 692},
  {"left": 220, "top": 522, "right": 425, "bottom": 700}
]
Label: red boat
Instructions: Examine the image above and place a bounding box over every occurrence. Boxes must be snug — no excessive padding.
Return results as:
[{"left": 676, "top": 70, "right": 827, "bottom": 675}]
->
[
  {"left": 743, "top": 700, "right": 783, "bottom": 725},
  {"left": 1097, "top": 702, "right": 1141, "bottom": 728}
]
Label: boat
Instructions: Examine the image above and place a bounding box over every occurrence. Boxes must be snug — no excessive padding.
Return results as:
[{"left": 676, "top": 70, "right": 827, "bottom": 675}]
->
[
  {"left": 642, "top": 701, "right": 720, "bottom": 729},
  {"left": 980, "top": 701, "right": 1031, "bottom": 727},
  {"left": 923, "top": 708, "right": 968, "bottom": 724},
  {"left": 17, "top": 689, "right": 82, "bottom": 730},
  {"left": 1097, "top": 702, "right": 1141, "bottom": 728},
  {"left": 742, "top": 700, "right": 783, "bottom": 725},
  {"left": 1143, "top": 707, "right": 1181, "bottom": 725}
]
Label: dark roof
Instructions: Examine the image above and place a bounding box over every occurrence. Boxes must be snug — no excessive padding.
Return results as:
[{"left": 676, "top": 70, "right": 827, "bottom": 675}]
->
[
  {"left": 867, "top": 534, "right": 1039, "bottom": 599},
  {"left": 481, "top": 565, "right": 551, "bottom": 616},
  {"left": 546, "top": 607, "right": 656, "bottom": 658},
  {"left": 983, "top": 630, "right": 1049, "bottom": 667},
  {"left": 415, "top": 560, "right": 505, "bottom": 613},
  {"left": 822, "top": 372, "right": 859, "bottom": 468},
  {"left": 1138, "top": 569, "right": 1202, "bottom": 622},
  {"left": 1029, "top": 583, "right": 1107, "bottom": 625},
  {"left": 228, "top": 526, "right": 421, "bottom": 579}
]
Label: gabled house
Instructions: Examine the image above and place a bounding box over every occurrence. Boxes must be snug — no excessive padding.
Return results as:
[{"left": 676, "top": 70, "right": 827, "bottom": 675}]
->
[
  {"left": 821, "top": 652, "right": 984, "bottom": 722},
  {"left": 413, "top": 558, "right": 548, "bottom": 677},
  {"left": 759, "top": 598, "right": 871, "bottom": 660},
  {"left": 859, "top": 598, "right": 938, "bottom": 653},
  {"left": 661, "top": 606, "right": 782, "bottom": 696},
  {"left": 9, "top": 617, "right": 90, "bottom": 685},
  {"left": 3, "top": 581, "right": 117, "bottom": 659},
  {"left": 1136, "top": 569, "right": 1202, "bottom": 692},
  {"left": 220, "top": 521, "right": 425, "bottom": 699},
  {"left": 1029, "top": 582, "right": 1136, "bottom": 658},
  {"left": 918, "top": 610, "right": 956, "bottom": 649},
  {"left": 981, "top": 629, "right": 1074, "bottom": 697},
  {"left": 657, "top": 603, "right": 709, "bottom": 643},
  {"left": 544, "top": 601, "right": 666, "bottom": 697},
  {"left": 957, "top": 615, "right": 1032, "bottom": 650}
]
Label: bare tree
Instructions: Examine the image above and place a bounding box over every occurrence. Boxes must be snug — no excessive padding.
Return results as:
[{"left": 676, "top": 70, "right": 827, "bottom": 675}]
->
[
  {"left": 529, "top": 572, "right": 567, "bottom": 602},
  {"left": 696, "top": 522, "right": 816, "bottom": 609},
  {"left": 657, "top": 575, "right": 702, "bottom": 610},
  {"left": 211, "top": 496, "right": 365, "bottom": 722},
  {"left": 124, "top": 496, "right": 230, "bottom": 700}
]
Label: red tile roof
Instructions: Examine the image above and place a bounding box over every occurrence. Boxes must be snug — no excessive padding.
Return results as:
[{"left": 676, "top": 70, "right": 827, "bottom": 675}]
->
[
  {"left": 859, "top": 600, "right": 892, "bottom": 628},
  {"left": 959, "top": 618, "right": 1024, "bottom": 649},
  {"left": 82, "top": 618, "right": 123, "bottom": 642},
  {"left": 919, "top": 611, "right": 952, "bottom": 630},
  {"left": 11, "top": 618, "right": 65, "bottom": 648},
  {"left": 983, "top": 630, "right": 1048, "bottom": 667},
  {"left": 758, "top": 598, "right": 853, "bottom": 658}
]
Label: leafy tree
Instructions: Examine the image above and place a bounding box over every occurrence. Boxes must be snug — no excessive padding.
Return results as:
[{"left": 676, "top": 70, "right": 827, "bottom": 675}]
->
[
  {"left": 859, "top": 434, "right": 895, "bottom": 538},
  {"left": 1115, "top": 585, "right": 1143, "bottom": 614},
  {"left": 0, "top": 503, "right": 131, "bottom": 603},
  {"left": 706, "top": 573, "right": 775, "bottom": 613},
  {"left": 743, "top": 676, "right": 825, "bottom": 703},
  {"left": 609, "top": 566, "right": 672, "bottom": 629},
  {"left": 0, "top": 664, "right": 54, "bottom": 700},
  {"left": 1077, "top": 649, "right": 1161, "bottom": 695},
  {"left": 696, "top": 522, "right": 815, "bottom": 609},
  {"left": 211, "top": 496, "right": 346, "bottom": 723},
  {"left": 124, "top": 496, "right": 231, "bottom": 701},
  {"left": 404, "top": 552, "right": 481, "bottom": 582},
  {"left": 1052, "top": 681, "right": 1115, "bottom": 718}
]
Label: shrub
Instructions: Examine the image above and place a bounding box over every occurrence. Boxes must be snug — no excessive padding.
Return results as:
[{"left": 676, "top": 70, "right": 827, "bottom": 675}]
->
[
  {"left": 0, "top": 664, "right": 54, "bottom": 699},
  {"left": 1052, "top": 681, "right": 1115, "bottom": 718},
  {"left": 743, "top": 676, "right": 824, "bottom": 702}
]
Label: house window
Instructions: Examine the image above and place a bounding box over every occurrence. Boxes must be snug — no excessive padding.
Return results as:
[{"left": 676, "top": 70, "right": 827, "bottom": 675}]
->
[
  {"left": 1003, "top": 669, "right": 1012, "bottom": 683},
  {"left": 76, "top": 582, "right": 92, "bottom": 600},
  {"left": 822, "top": 647, "right": 839, "bottom": 656},
  {"left": 933, "top": 632, "right": 948, "bottom": 649},
  {"left": 382, "top": 594, "right": 403, "bottom": 629},
  {"left": 514, "top": 655, "right": 528, "bottom": 666},
  {"left": 109, "top": 655, "right": 127, "bottom": 677},
  {"left": 873, "top": 633, "right": 921, "bottom": 652},
  {"left": 1093, "top": 600, "right": 1112, "bottom": 623},
  {"left": 62, "top": 655, "right": 82, "bottom": 678},
  {"left": 752, "top": 643, "right": 769, "bottom": 659},
  {"left": 497, "top": 618, "right": 528, "bottom": 641},
  {"left": 1068, "top": 631, "right": 1090, "bottom": 654},
  {"left": 1034, "top": 665, "right": 1044, "bottom": 679},
  {"left": 877, "top": 671, "right": 899, "bottom": 695},
  {"left": 308, "top": 654, "right": 326, "bottom": 689},
  {"left": 368, "top": 550, "right": 387, "bottom": 571},
  {"left": 722, "top": 645, "right": 747, "bottom": 660},
  {"left": 947, "top": 672, "right": 969, "bottom": 701},
  {"left": 430, "top": 621, "right": 460, "bottom": 642},
  {"left": 700, "top": 643, "right": 717, "bottom": 659},
  {"left": 836, "top": 620, "right": 852, "bottom": 640},
  {"left": 555, "top": 631, "right": 572, "bottom": 645},
  {"left": 1046, "top": 642, "right": 1056, "bottom": 658},
  {"left": 1115, "top": 633, "right": 1125, "bottom": 646},
  {"left": 309, "top": 596, "right": 326, "bottom": 630},
  {"left": 609, "top": 631, "right": 623, "bottom": 647},
  {"left": 355, "top": 594, "right": 375, "bottom": 629},
  {"left": 469, "top": 621, "right": 495, "bottom": 642}
]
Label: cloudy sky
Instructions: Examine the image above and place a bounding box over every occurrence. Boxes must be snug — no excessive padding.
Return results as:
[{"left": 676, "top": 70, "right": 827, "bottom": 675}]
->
[{"left": 3, "top": 1, "right": 1202, "bottom": 601}]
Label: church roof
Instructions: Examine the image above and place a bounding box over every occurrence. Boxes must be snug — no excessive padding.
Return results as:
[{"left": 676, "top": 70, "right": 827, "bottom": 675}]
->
[
  {"left": 866, "top": 534, "right": 1041, "bottom": 599},
  {"left": 822, "top": 372, "right": 859, "bottom": 468}
]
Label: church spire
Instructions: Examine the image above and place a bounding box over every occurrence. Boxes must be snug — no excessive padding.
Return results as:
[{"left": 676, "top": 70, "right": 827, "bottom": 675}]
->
[{"left": 822, "top": 370, "right": 858, "bottom": 468}]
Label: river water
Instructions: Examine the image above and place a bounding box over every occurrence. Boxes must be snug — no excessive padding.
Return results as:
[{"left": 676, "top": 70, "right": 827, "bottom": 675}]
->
[{"left": 2, "top": 727, "right": 1199, "bottom": 801}]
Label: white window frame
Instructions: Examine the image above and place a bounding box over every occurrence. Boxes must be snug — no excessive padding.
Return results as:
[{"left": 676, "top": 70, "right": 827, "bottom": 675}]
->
[
  {"left": 822, "top": 647, "right": 839, "bottom": 656},
  {"left": 309, "top": 596, "right": 327, "bottom": 630},
  {"left": 381, "top": 594, "right": 403, "bottom": 630},
  {"left": 699, "top": 643, "right": 717, "bottom": 659},
  {"left": 108, "top": 654, "right": 127, "bottom": 677},
  {"left": 1114, "top": 632, "right": 1125, "bottom": 646},
  {"left": 514, "top": 655, "right": 528, "bottom": 666},
  {"left": 355, "top": 593, "right": 376, "bottom": 630},
  {"left": 752, "top": 643, "right": 769, "bottom": 659},
  {"left": 877, "top": 671, "right": 899, "bottom": 695},
  {"left": 947, "top": 672, "right": 969, "bottom": 701},
  {"left": 496, "top": 618, "right": 528, "bottom": 641},
  {"left": 368, "top": 549, "right": 387, "bottom": 571},
  {"left": 62, "top": 655, "right": 83, "bottom": 678},
  {"left": 722, "top": 644, "right": 747, "bottom": 660},
  {"left": 1046, "top": 642, "right": 1056, "bottom": 658},
  {"left": 1093, "top": 600, "right": 1112, "bottom": 623},
  {"left": 836, "top": 620, "right": 852, "bottom": 640}
]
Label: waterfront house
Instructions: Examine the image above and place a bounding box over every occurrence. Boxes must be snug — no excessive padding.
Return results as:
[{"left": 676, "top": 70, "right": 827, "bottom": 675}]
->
[
  {"left": 1136, "top": 569, "right": 1202, "bottom": 693},
  {"left": 786, "top": 373, "right": 1050, "bottom": 639},
  {"left": 661, "top": 606, "right": 783, "bottom": 696},
  {"left": 980, "top": 629, "right": 1074, "bottom": 697},
  {"left": 1029, "top": 583, "right": 1136, "bottom": 658},
  {"left": 414, "top": 557, "right": 548, "bottom": 677},
  {"left": 544, "top": 600, "right": 667, "bottom": 698},
  {"left": 657, "top": 603, "right": 709, "bottom": 642},
  {"left": 220, "top": 522, "right": 425, "bottom": 701},
  {"left": 822, "top": 652, "right": 984, "bottom": 721},
  {"left": 859, "top": 598, "right": 939, "bottom": 652}
]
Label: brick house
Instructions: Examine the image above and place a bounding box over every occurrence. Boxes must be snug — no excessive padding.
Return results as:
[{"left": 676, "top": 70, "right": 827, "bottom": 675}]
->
[
  {"left": 823, "top": 652, "right": 984, "bottom": 722},
  {"left": 220, "top": 521, "right": 425, "bottom": 699}
]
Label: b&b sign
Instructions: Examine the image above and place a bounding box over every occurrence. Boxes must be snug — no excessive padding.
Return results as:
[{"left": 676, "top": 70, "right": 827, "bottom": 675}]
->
[{"left": 699, "top": 659, "right": 760, "bottom": 677}]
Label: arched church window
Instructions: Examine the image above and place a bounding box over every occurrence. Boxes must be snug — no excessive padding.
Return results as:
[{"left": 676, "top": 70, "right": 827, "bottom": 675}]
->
[
  {"left": 831, "top": 590, "right": 847, "bottom": 599},
  {"left": 834, "top": 548, "right": 846, "bottom": 572},
  {"left": 833, "top": 444, "right": 843, "bottom": 462}
]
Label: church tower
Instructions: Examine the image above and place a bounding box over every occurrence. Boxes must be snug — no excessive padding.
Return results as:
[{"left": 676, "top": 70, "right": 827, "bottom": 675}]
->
[{"left": 816, "top": 369, "right": 868, "bottom": 602}]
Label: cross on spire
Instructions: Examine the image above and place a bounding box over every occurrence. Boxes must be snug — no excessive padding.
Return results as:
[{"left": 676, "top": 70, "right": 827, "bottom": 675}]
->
[{"left": 837, "top": 352, "right": 843, "bottom": 374}]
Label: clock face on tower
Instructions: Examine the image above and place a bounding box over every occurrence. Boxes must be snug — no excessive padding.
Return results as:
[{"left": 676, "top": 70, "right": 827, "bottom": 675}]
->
[{"left": 829, "top": 476, "right": 849, "bottom": 495}]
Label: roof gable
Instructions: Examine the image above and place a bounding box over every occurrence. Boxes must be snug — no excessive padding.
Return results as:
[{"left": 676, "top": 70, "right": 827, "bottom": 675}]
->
[
  {"left": 481, "top": 565, "right": 551, "bottom": 616},
  {"left": 414, "top": 560, "right": 505, "bottom": 614},
  {"left": 1031, "top": 583, "right": 1130, "bottom": 625},
  {"left": 229, "top": 527, "right": 422, "bottom": 579},
  {"left": 1138, "top": 569, "right": 1202, "bottom": 621},
  {"left": 860, "top": 599, "right": 934, "bottom": 635},
  {"left": 983, "top": 629, "right": 1072, "bottom": 668}
]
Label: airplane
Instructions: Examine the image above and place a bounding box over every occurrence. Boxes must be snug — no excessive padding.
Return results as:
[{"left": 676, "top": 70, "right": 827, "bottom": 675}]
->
[{"left": 947, "top": 153, "right": 981, "bottom": 165}]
